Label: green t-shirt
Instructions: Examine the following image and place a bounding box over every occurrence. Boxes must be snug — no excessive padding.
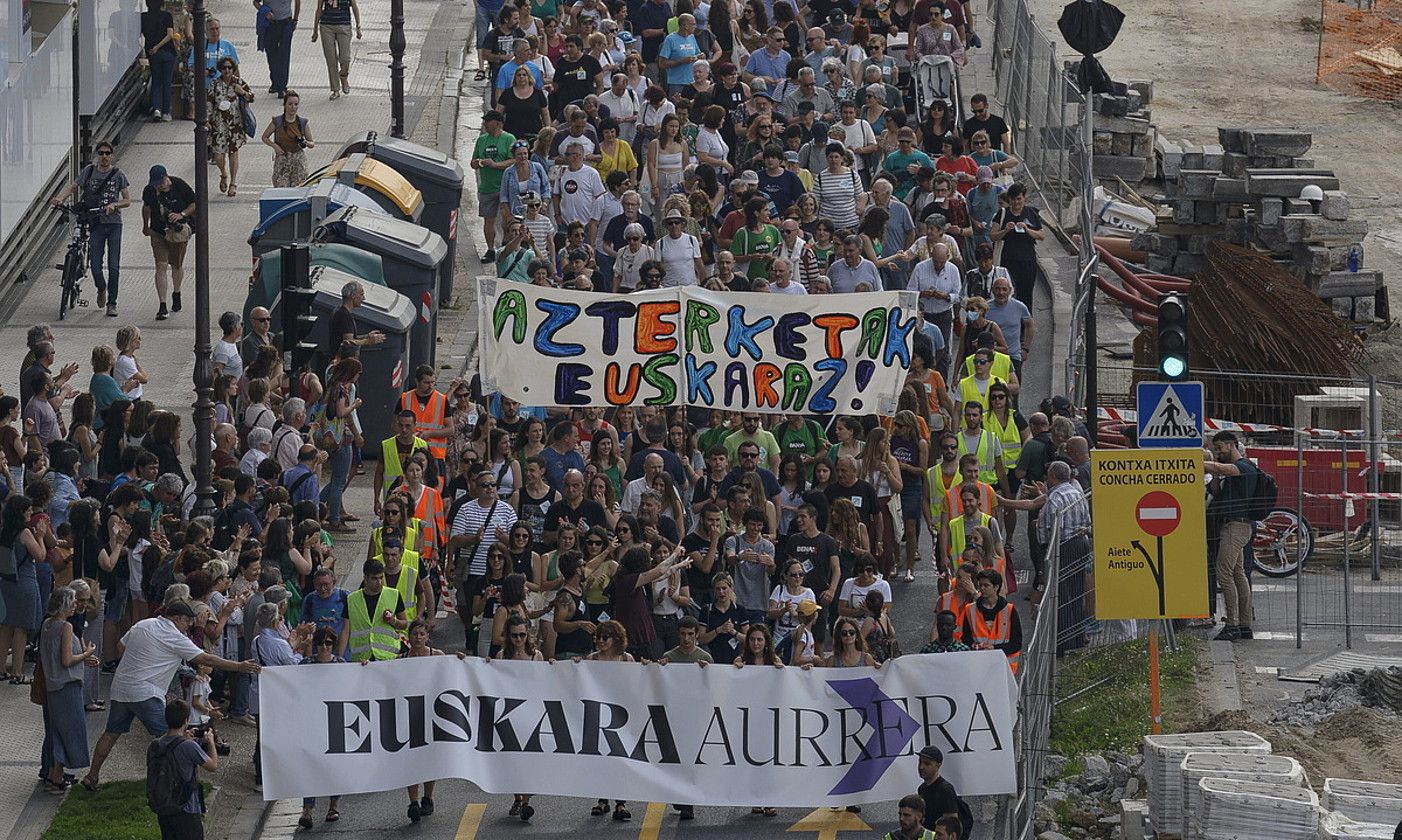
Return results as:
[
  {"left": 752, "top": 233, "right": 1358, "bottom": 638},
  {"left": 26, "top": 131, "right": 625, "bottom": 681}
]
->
[
  {"left": 724, "top": 428, "right": 781, "bottom": 465},
  {"left": 883, "top": 149, "right": 934, "bottom": 199},
  {"left": 698, "top": 424, "right": 733, "bottom": 456},
  {"left": 474, "top": 130, "right": 517, "bottom": 195},
  {"left": 730, "top": 224, "right": 782, "bottom": 278}
]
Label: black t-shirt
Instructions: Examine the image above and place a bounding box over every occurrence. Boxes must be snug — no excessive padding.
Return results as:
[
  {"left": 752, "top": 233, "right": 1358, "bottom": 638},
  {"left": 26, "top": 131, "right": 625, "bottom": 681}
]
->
[
  {"left": 328, "top": 306, "right": 357, "bottom": 354},
  {"left": 961, "top": 113, "right": 1011, "bottom": 147},
  {"left": 682, "top": 530, "right": 724, "bottom": 603},
  {"left": 479, "top": 25, "right": 526, "bottom": 60},
  {"left": 624, "top": 447, "right": 688, "bottom": 488},
  {"left": 142, "top": 177, "right": 197, "bottom": 235},
  {"left": 518, "top": 483, "right": 559, "bottom": 550},
  {"left": 919, "top": 777, "right": 962, "bottom": 831},
  {"left": 141, "top": 10, "right": 176, "bottom": 55},
  {"left": 603, "top": 213, "right": 656, "bottom": 251},
  {"left": 785, "top": 531, "right": 840, "bottom": 593},
  {"left": 824, "top": 480, "right": 878, "bottom": 525},
  {"left": 543, "top": 498, "right": 608, "bottom": 535},
  {"left": 993, "top": 206, "right": 1043, "bottom": 262},
  {"left": 701, "top": 600, "right": 746, "bottom": 662},
  {"left": 1209, "top": 457, "right": 1259, "bottom": 522},
  {"left": 500, "top": 87, "right": 549, "bottom": 137},
  {"left": 553, "top": 55, "right": 603, "bottom": 105}
]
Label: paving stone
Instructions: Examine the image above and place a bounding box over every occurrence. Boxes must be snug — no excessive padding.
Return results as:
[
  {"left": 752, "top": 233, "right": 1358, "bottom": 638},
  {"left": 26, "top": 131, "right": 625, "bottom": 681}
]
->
[
  {"left": 1240, "top": 128, "right": 1313, "bottom": 157},
  {"left": 1322, "top": 189, "right": 1350, "bottom": 220},
  {"left": 1222, "top": 151, "right": 1251, "bottom": 178},
  {"left": 1245, "top": 171, "right": 1342, "bottom": 196},
  {"left": 1299, "top": 216, "right": 1369, "bottom": 241},
  {"left": 1258, "top": 197, "right": 1284, "bottom": 225},
  {"left": 1092, "top": 153, "right": 1148, "bottom": 181},
  {"left": 1213, "top": 177, "right": 1248, "bottom": 200},
  {"left": 1126, "top": 79, "right": 1153, "bottom": 106}
]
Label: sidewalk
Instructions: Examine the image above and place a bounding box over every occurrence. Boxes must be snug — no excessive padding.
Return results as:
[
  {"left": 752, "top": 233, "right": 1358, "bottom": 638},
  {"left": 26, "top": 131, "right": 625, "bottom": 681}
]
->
[{"left": 0, "top": 0, "right": 475, "bottom": 836}]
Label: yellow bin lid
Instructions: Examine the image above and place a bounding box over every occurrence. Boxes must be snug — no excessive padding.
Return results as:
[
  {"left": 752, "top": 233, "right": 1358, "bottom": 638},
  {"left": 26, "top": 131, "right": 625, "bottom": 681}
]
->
[{"left": 305, "top": 157, "right": 424, "bottom": 218}]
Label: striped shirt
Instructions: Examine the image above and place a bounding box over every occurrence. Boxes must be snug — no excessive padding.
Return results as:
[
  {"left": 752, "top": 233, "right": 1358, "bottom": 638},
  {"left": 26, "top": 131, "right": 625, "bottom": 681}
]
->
[
  {"left": 813, "top": 168, "right": 863, "bottom": 231},
  {"left": 1036, "top": 480, "right": 1091, "bottom": 545},
  {"left": 450, "top": 499, "right": 519, "bottom": 577}
]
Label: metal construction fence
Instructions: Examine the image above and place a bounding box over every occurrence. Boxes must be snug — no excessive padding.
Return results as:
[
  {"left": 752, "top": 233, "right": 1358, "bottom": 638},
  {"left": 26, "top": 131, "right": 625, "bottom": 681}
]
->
[
  {"left": 986, "top": 0, "right": 1085, "bottom": 228},
  {"left": 1316, "top": 0, "right": 1402, "bottom": 102}
]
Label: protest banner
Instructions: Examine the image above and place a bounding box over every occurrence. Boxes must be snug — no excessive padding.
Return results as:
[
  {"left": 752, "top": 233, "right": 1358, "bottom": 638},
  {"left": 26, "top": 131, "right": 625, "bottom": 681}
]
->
[
  {"left": 258, "top": 652, "right": 1017, "bottom": 805},
  {"left": 476, "top": 280, "right": 920, "bottom": 415}
]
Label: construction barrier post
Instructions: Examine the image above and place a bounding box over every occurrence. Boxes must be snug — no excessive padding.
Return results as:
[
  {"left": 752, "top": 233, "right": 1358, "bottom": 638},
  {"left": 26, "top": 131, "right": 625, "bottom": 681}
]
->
[
  {"left": 1340, "top": 440, "right": 1352, "bottom": 649},
  {"left": 1295, "top": 431, "right": 1305, "bottom": 650},
  {"left": 1149, "top": 624, "right": 1162, "bottom": 735}
]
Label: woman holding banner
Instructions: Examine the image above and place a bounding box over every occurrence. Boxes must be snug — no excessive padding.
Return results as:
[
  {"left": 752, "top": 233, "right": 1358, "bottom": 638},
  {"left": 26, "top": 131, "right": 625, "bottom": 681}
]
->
[
  {"left": 402, "top": 619, "right": 447, "bottom": 823},
  {"left": 585, "top": 619, "right": 636, "bottom": 821},
  {"left": 499, "top": 614, "right": 543, "bottom": 822},
  {"left": 734, "top": 622, "right": 784, "bottom": 818},
  {"left": 551, "top": 552, "right": 595, "bottom": 660}
]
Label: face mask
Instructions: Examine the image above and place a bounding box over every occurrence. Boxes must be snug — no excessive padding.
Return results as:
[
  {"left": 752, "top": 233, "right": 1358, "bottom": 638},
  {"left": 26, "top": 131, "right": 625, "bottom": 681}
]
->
[{"left": 965, "top": 310, "right": 980, "bottom": 323}]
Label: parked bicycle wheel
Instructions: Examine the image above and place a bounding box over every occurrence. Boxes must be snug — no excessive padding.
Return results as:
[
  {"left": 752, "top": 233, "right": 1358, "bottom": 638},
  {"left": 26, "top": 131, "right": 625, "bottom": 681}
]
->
[
  {"left": 1250, "top": 508, "right": 1312, "bottom": 578},
  {"left": 59, "top": 246, "right": 83, "bottom": 320}
]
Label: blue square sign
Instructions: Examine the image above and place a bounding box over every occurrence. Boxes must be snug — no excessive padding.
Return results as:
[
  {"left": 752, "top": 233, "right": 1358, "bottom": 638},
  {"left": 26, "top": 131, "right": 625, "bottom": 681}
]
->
[{"left": 1136, "top": 381, "right": 1205, "bottom": 448}]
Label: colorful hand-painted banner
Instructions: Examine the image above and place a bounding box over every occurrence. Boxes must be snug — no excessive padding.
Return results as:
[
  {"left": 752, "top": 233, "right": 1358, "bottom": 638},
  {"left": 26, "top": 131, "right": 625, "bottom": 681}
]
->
[
  {"left": 257, "top": 652, "right": 1018, "bottom": 804},
  {"left": 476, "top": 280, "right": 920, "bottom": 415}
]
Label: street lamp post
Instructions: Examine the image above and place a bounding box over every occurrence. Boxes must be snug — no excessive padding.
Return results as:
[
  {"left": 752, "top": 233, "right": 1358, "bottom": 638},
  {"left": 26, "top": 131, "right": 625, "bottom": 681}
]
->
[
  {"left": 390, "top": 0, "right": 405, "bottom": 137},
  {"left": 190, "top": 0, "right": 217, "bottom": 518}
]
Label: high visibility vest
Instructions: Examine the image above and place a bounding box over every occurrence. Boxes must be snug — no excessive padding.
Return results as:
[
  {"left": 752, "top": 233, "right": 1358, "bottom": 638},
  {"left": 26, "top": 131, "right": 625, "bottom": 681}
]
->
[
  {"left": 935, "top": 589, "right": 972, "bottom": 642},
  {"left": 925, "top": 465, "right": 959, "bottom": 523},
  {"left": 371, "top": 523, "right": 420, "bottom": 559},
  {"left": 957, "top": 374, "right": 1007, "bottom": 414},
  {"left": 948, "top": 511, "right": 992, "bottom": 560},
  {"left": 885, "top": 831, "right": 936, "bottom": 840},
  {"left": 399, "top": 389, "right": 448, "bottom": 460},
  {"left": 964, "top": 600, "right": 1020, "bottom": 674},
  {"left": 963, "top": 350, "right": 1013, "bottom": 383},
  {"left": 945, "top": 480, "right": 996, "bottom": 520},
  {"left": 347, "top": 586, "right": 403, "bottom": 662},
  {"left": 408, "top": 484, "right": 445, "bottom": 562},
  {"left": 385, "top": 550, "right": 422, "bottom": 621},
  {"left": 985, "top": 408, "right": 1024, "bottom": 468},
  {"left": 380, "top": 435, "right": 430, "bottom": 493},
  {"left": 956, "top": 428, "right": 1000, "bottom": 485}
]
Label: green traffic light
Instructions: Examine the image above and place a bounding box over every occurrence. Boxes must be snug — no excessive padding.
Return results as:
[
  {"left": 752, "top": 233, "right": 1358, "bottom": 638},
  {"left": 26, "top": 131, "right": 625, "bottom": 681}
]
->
[{"left": 1161, "top": 355, "right": 1188, "bottom": 379}]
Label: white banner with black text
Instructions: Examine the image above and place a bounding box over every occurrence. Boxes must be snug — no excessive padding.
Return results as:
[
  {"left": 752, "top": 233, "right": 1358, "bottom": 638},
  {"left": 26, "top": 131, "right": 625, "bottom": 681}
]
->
[{"left": 257, "top": 653, "right": 1017, "bottom": 805}]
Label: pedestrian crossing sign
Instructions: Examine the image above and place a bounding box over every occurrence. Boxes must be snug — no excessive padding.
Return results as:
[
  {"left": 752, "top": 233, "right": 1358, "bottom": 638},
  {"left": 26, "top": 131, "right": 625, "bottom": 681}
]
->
[{"left": 1136, "top": 381, "right": 1204, "bottom": 448}]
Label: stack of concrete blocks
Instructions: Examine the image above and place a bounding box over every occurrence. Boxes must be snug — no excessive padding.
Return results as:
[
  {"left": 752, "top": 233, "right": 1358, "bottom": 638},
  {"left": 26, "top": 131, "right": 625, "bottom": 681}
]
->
[
  {"left": 1087, "top": 79, "right": 1157, "bottom": 184},
  {"left": 1136, "top": 127, "right": 1385, "bottom": 322}
]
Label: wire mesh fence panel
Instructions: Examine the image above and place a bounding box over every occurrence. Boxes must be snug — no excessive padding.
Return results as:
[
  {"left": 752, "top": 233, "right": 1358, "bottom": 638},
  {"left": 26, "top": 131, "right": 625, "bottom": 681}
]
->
[{"left": 1316, "top": 0, "right": 1402, "bottom": 101}]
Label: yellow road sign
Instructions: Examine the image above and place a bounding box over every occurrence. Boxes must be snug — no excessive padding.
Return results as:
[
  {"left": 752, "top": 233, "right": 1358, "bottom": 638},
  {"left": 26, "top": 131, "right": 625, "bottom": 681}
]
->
[{"left": 1090, "top": 449, "right": 1208, "bottom": 619}]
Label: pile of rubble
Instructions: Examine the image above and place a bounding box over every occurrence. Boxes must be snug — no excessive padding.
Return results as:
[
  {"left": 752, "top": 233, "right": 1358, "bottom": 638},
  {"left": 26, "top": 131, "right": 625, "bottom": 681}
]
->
[
  {"left": 1267, "top": 667, "right": 1402, "bottom": 727},
  {"left": 1035, "top": 752, "right": 1145, "bottom": 840},
  {"left": 1132, "top": 127, "right": 1383, "bottom": 323}
]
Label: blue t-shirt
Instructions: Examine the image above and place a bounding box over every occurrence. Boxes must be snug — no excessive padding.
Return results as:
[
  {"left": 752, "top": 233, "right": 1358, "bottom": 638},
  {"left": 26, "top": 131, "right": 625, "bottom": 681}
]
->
[
  {"left": 494, "top": 59, "right": 544, "bottom": 90},
  {"left": 541, "top": 447, "right": 586, "bottom": 493},
  {"left": 659, "top": 33, "right": 700, "bottom": 86},
  {"left": 757, "top": 169, "right": 806, "bottom": 214},
  {"left": 301, "top": 588, "right": 349, "bottom": 637}
]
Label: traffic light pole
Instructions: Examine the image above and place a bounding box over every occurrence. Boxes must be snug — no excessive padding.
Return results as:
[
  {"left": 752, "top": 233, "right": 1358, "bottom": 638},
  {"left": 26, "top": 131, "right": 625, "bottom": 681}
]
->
[
  {"left": 1080, "top": 85, "right": 1099, "bottom": 448},
  {"left": 190, "top": 0, "right": 217, "bottom": 519}
]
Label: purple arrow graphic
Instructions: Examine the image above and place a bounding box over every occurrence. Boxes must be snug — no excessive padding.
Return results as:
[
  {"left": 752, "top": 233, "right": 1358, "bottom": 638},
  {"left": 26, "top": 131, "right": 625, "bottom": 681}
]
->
[{"left": 826, "top": 677, "right": 921, "bottom": 795}]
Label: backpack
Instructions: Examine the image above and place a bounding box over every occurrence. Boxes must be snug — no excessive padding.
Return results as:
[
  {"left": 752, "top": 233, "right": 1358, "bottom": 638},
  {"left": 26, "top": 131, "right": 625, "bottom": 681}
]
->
[
  {"left": 956, "top": 795, "right": 974, "bottom": 840},
  {"left": 0, "top": 543, "right": 15, "bottom": 580},
  {"left": 211, "top": 507, "right": 235, "bottom": 552},
  {"left": 146, "top": 737, "right": 195, "bottom": 816},
  {"left": 1246, "top": 465, "right": 1277, "bottom": 523}
]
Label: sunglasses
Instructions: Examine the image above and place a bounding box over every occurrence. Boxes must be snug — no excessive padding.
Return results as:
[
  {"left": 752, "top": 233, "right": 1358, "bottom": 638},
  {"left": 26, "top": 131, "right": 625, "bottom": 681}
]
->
[
  {"left": 665, "top": 219, "right": 683, "bottom": 225},
  {"left": 976, "top": 358, "right": 992, "bottom": 365},
  {"left": 317, "top": 640, "right": 336, "bottom": 646},
  {"left": 253, "top": 316, "right": 271, "bottom": 322},
  {"left": 839, "top": 629, "right": 857, "bottom": 637},
  {"left": 586, "top": 538, "right": 606, "bottom": 546},
  {"left": 97, "top": 150, "right": 114, "bottom": 156},
  {"left": 510, "top": 632, "right": 528, "bottom": 639}
]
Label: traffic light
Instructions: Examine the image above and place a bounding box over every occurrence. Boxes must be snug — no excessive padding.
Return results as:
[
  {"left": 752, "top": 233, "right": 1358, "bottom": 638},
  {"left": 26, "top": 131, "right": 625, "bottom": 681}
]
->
[
  {"left": 1156, "top": 292, "right": 1189, "bottom": 381},
  {"left": 279, "top": 244, "right": 319, "bottom": 375}
]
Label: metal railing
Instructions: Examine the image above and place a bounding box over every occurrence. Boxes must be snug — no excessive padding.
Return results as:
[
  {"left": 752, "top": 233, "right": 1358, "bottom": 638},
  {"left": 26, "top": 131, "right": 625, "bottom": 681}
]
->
[{"left": 987, "top": 0, "right": 1083, "bottom": 228}]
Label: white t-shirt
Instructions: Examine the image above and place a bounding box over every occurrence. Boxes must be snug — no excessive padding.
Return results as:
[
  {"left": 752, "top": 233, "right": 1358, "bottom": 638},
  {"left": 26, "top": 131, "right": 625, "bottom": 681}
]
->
[
  {"left": 696, "top": 127, "right": 729, "bottom": 167},
  {"left": 110, "top": 616, "right": 205, "bottom": 703},
  {"left": 213, "top": 339, "right": 244, "bottom": 380},
  {"left": 838, "top": 118, "right": 876, "bottom": 170},
  {"left": 837, "top": 575, "right": 894, "bottom": 610},
  {"left": 557, "top": 165, "right": 605, "bottom": 225},
  {"left": 114, "top": 353, "right": 142, "bottom": 400},
  {"left": 589, "top": 192, "right": 623, "bottom": 248},
  {"left": 770, "top": 280, "right": 808, "bottom": 295},
  {"left": 599, "top": 88, "right": 640, "bottom": 141},
  {"left": 655, "top": 233, "right": 702, "bottom": 287},
  {"left": 769, "top": 584, "right": 815, "bottom": 634}
]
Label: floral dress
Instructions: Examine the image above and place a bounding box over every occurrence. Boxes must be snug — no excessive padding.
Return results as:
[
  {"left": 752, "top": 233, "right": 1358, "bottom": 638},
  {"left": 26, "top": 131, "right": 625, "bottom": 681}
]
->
[{"left": 208, "top": 76, "right": 252, "bottom": 155}]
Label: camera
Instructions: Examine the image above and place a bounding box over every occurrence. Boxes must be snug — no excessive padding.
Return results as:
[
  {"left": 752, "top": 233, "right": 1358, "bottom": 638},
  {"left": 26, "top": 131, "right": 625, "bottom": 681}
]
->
[
  {"left": 189, "top": 724, "right": 232, "bottom": 755},
  {"left": 295, "top": 134, "right": 308, "bottom": 148}
]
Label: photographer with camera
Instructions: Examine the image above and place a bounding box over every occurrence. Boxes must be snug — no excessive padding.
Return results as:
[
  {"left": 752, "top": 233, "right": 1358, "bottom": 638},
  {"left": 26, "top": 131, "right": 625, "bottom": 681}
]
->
[
  {"left": 51, "top": 141, "right": 132, "bottom": 318},
  {"left": 261, "top": 90, "right": 316, "bottom": 188},
  {"left": 146, "top": 698, "right": 219, "bottom": 840}
]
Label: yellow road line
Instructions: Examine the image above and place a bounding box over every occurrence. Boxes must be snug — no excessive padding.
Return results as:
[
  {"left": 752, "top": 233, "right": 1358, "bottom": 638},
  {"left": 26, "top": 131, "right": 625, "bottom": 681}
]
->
[
  {"left": 639, "top": 802, "right": 667, "bottom": 840},
  {"left": 455, "top": 803, "right": 487, "bottom": 839}
]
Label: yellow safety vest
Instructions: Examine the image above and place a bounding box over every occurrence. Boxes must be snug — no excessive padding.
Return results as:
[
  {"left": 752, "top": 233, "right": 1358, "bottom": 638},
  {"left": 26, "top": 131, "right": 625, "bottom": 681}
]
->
[
  {"left": 347, "top": 586, "right": 403, "bottom": 662},
  {"left": 963, "top": 351, "right": 1013, "bottom": 383},
  {"left": 986, "top": 408, "right": 1023, "bottom": 467},
  {"left": 380, "top": 435, "right": 430, "bottom": 493},
  {"left": 925, "top": 465, "right": 959, "bottom": 523},
  {"left": 385, "top": 549, "right": 422, "bottom": 621},
  {"left": 956, "top": 428, "right": 1000, "bottom": 485},
  {"left": 948, "top": 511, "right": 992, "bottom": 560},
  {"left": 957, "top": 374, "right": 1007, "bottom": 414},
  {"left": 371, "top": 523, "right": 421, "bottom": 559}
]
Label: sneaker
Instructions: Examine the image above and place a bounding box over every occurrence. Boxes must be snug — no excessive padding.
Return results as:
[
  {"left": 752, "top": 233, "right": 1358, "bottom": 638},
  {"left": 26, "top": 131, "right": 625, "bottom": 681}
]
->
[
  {"left": 100, "top": 659, "right": 118, "bottom": 674},
  {"left": 156, "top": 303, "right": 168, "bottom": 321},
  {"left": 162, "top": 112, "right": 172, "bottom": 122},
  {"left": 1237, "top": 627, "right": 1254, "bottom": 639},
  {"left": 1213, "top": 626, "right": 1242, "bottom": 641},
  {"left": 253, "top": 782, "right": 263, "bottom": 792},
  {"left": 903, "top": 571, "right": 915, "bottom": 583},
  {"left": 678, "top": 806, "right": 694, "bottom": 820},
  {"left": 105, "top": 304, "right": 117, "bottom": 317},
  {"left": 171, "top": 291, "right": 182, "bottom": 312},
  {"left": 519, "top": 804, "right": 534, "bottom": 822},
  {"left": 420, "top": 796, "right": 435, "bottom": 816},
  {"left": 481, "top": 248, "right": 497, "bottom": 262},
  {"left": 407, "top": 801, "right": 422, "bottom": 823},
  {"left": 341, "top": 77, "right": 350, "bottom": 93},
  {"left": 152, "top": 110, "right": 162, "bottom": 121},
  {"left": 96, "top": 290, "right": 107, "bottom": 308},
  {"left": 228, "top": 713, "right": 258, "bottom": 727},
  {"left": 330, "top": 90, "right": 340, "bottom": 100}
]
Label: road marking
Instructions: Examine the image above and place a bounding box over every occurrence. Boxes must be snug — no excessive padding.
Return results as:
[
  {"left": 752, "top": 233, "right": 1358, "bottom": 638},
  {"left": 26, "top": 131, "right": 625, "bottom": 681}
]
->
[
  {"left": 787, "top": 807, "right": 871, "bottom": 839},
  {"left": 455, "top": 803, "right": 486, "bottom": 840},
  {"left": 638, "top": 802, "right": 667, "bottom": 839},
  {"left": 1254, "top": 666, "right": 1280, "bottom": 675},
  {"left": 1366, "top": 633, "right": 1402, "bottom": 643}
]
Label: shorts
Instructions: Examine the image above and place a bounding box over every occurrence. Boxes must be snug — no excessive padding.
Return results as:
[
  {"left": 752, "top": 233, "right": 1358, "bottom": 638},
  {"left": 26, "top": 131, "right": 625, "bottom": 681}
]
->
[
  {"left": 104, "top": 579, "right": 130, "bottom": 622},
  {"left": 478, "top": 191, "right": 502, "bottom": 220},
  {"left": 105, "top": 696, "right": 168, "bottom": 736},
  {"left": 899, "top": 486, "right": 924, "bottom": 522}
]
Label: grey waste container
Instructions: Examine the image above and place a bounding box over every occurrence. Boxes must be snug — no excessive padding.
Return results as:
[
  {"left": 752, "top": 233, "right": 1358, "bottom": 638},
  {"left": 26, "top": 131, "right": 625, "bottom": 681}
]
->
[
  {"left": 308, "top": 265, "right": 414, "bottom": 453},
  {"left": 315, "top": 205, "right": 448, "bottom": 373},
  {"left": 339, "top": 131, "right": 466, "bottom": 306},
  {"left": 248, "top": 180, "right": 387, "bottom": 259}
]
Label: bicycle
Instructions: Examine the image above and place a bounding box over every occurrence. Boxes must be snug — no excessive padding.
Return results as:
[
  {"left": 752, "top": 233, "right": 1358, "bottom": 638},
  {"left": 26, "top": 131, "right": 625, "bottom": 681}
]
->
[
  {"left": 53, "top": 202, "right": 99, "bottom": 320},
  {"left": 1250, "top": 507, "right": 1314, "bottom": 578}
]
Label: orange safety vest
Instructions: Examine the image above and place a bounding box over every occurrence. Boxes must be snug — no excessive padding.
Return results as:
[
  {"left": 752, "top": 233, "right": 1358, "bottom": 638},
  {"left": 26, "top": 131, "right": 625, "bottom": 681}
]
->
[
  {"left": 408, "top": 484, "right": 445, "bottom": 562},
  {"left": 935, "top": 590, "right": 972, "bottom": 641},
  {"left": 945, "top": 480, "right": 997, "bottom": 520},
  {"left": 399, "top": 389, "right": 448, "bottom": 461},
  {"left": 964, "top": 601, "right": 1020, "bottom": 674}
]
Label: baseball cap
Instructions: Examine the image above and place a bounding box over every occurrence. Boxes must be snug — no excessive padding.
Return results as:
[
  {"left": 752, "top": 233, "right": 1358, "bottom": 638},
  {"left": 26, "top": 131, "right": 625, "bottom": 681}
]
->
[
  {"left": 784, "top": 151, "right": 800, "bottom": 163},
  {"left": 919, "top": 745, "right": 945, "bottom": 762},
  {"left": 148, "top": 164, "right": 168, "bottom": 187},
  {"left": 917, "top": 165, "right": 937, "bottom": 179},
  {"left": 618, "top": 30, "right": 636, "bottom": 44},
  {"left": 1051, "top": 395, "right": 1074, "bottom": 414},
  {"left": 976, "top": 165, "right": 994, "bottom": 184},
  {"left": 734, "top": 170, "right": 760, "bottom": 185},
  {"left": 164, "top": 600, "right": 197, "bottom": 618},
  {"left": 812, "top": 120, "right": 830, "bottom": 138},
  {"left": 522, "top": 190, "right": 542, "bottom": 205}
]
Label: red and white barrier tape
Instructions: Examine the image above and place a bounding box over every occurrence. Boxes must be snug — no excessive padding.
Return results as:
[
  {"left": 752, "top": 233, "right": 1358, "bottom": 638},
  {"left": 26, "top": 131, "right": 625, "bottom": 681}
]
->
[
  {"left": 1302, "top": 492, "right": 1402, "bottom": 501},
  {"left": 1096, "top": 407, "right": 1402, "bottom": 440}
]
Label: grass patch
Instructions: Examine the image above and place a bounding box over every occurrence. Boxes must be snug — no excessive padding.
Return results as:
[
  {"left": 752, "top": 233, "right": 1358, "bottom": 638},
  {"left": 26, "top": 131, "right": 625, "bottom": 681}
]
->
[
  {"left": 1050, "top": 635, "right": 1201, "bottom": 758},
  {"left": 41, "top": 780, "right": 209, "bottom": 840}
]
